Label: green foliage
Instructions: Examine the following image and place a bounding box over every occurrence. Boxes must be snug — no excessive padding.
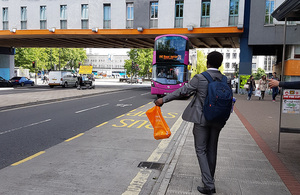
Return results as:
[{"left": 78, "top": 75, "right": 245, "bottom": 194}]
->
[
  {"left": 218, "top": 64, "right": 225, "bottom": 74},
  {"left": 191, "top": 50, "right": 207, "bottom": 78},
  {"left": 125, "top": 48, "right": 153, "bottom": 77},
  {"left": 239, "top": 75, "right": 250, "bottom": 88},
  {"left": 253, "top": 68, "right": 266, "bottom": 80},
  {"left": 14, "top": 48, "right": 87, "bottom": 72}
]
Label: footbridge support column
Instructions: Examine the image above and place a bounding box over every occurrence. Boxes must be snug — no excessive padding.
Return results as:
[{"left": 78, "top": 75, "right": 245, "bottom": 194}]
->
[{"left": 0, "top": 47, "right": 15, "bottom": 80}]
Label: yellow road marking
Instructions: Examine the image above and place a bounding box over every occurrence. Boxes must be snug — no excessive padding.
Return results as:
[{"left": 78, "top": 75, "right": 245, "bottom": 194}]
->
[
  {"left": 116, "top": 114, "right": 125, "bottom": 119},
  {"left": 11, "top": 151, "right": 45, "bottom": 166},
  {"left": 64, "top": 133, "right": 84, "bottom": 142},
  {"left": 129, "top": 109, "right": 136, "bottom": 112},
  {"left": 96, "top": 122, "right": 108, "bottom": 127}
]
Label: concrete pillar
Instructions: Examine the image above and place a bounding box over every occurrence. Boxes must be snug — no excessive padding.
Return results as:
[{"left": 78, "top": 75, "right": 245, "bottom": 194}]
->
[
  {"left": 0, "top": 47, "right": 15, "bottom": 80},
  {"left": 239, "top": 0, "right": 252, "bottom": 76}
]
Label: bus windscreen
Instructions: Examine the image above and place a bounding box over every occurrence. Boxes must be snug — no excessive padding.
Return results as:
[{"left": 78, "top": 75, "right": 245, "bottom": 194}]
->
[
  {"left": 152, "top": 64, "right": 187, "bottom": 85},
  {"left": 155, "top": 36, "right": 187, "bottom": 64}
]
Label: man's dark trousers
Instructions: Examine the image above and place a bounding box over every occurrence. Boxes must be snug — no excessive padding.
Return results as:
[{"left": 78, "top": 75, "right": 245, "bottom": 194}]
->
[{"left": 193, "top": 122, "right": 224, "bottom": 190}]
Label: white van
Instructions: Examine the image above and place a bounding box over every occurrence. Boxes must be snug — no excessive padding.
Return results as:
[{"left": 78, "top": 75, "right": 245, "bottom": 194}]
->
[{"left": 48, "top": 71, "right": 78, "bottom": 88}]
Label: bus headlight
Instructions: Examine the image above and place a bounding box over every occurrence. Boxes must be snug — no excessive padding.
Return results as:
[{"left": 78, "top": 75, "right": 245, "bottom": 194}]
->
[{"left": 151, "top": 81, "right": 155, "bottom": 87}]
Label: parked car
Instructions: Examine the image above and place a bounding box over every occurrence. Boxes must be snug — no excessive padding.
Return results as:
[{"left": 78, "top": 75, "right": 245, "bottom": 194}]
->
[
  {"left": 127, "top": 77, "right": 143, "bottom": 84},
  {"left": 10, "top": 76, "right": 34, "bottom": 86},
  {"left": 48, "top": 71, "right": 78, "bottom": 88},
  {"left": 0, "top": 76, "right": 13, "bottom": 87}
]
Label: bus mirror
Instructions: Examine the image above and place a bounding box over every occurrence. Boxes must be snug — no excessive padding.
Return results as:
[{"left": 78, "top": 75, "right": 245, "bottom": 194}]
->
[{"left": 188, "top": 65, "right": 191, "bottom": 70}]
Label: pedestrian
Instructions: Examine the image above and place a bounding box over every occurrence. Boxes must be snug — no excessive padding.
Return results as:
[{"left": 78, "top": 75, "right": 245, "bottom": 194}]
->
[
  {"left": 271, "top": 72, "right": 279, "bottom": 102},
  {"left": 268, "top": 79, "right": 300, "bottom": 89},
  {"left": 246, "top": 75, "right": 256, "bottom": 101},
  {"left": 42, "top": 75, "right": 47, "bottom": 84},
  {"left": 257, "top": 75, "right": 267, "bottom": 100},
  {"left": 77, "top": 75, "right": 83, "bottom": 90},
  {"left": 155, "top": 51, "right": 230, "bottom": 195}
]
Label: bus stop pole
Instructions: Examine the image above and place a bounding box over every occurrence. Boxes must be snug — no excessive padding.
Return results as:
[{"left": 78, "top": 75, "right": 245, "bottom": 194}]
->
[{"left": 278, "top": 17, "right": 287, "bottom": 153}]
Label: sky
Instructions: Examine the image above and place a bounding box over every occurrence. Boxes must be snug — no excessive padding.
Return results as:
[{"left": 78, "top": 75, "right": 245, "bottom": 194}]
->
[{"left": 86, "top": 48, "right": 130, "bottom": 56}]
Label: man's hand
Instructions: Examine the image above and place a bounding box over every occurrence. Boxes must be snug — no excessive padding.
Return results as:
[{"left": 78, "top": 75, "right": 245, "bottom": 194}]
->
[
  {"left": 155, "top": 98, "right": 164, "bottom": 107},
  {"left": 268, "top": 79, "right": 280, "bottom": 88}
]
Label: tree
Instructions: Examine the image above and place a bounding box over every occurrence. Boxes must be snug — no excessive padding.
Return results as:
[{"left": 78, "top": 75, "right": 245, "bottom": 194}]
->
[
  {"left": 191, "top": 50, "right": 207, "bottom": 78},
  {"left": 254, "top": 68, "right": 266, "bottom": 80},
  {"left": 135, "top": 48, "right": 153, "bottom": 78},
  {"left": 125, "top": 48, "right": 153, "bottom": 78},
  {"left": 14, "top": 48, "right": 87, "bottom": 72}
]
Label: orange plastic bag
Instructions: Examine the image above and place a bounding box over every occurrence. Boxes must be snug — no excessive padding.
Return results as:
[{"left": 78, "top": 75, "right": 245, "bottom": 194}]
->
[{"left": 146, "top": 106, "right": 171, "bottom": 140}]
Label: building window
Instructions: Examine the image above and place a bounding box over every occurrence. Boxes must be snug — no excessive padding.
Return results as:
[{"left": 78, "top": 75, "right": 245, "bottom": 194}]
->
[
  {"left": 175, "top": 0, "right": 183, "bottom": 28},
  {"left": 126, "top": 3, "right": 134, "bottom": 29},
  {"left": 201, "top": 0, "right": 210, "bottom": 27},
  {"left": 232, "top": 62, "right": 237, "bottom": 70},
  {"left": 2, "top": 7, "right": 8, "bottom": 30},
  {"left": 264, "top": 57, "right": 267, "bottom": 70},
  {"left": 252, "top": 63, "right": 256, "bottom": 69},
  {"left": 60, "top": 5, "right": 67, "bottom": 29},
  {"left": 150, "top": 2, "right": 158, "bottom": 28},
  {"left": 40, "top": 6, "right": 47, "bottom": 29},
  {"left": 225, "top": 62, "right": 230, "bottom": 68},
  {"left": 81, "top": 4, "right": 88, "bottom": 29},
  {"left": 265, "top": 0, "right": 274, "bottom": 25},
  {"left": 103, "top": 4, "right": 111, "bottom": 29},
  {"left": 229, "top": 0, "right": 239, "bottom": 26},
  {"left": 295, "top": 45, "right": 300, "bottom": 58},
  {"left": 232, "top": 53, "right": 237, "bottom": 59},
  {"left": 226, "top": 53, "right": 230, "bottom": 59},
  {"left": 21, "top": 7, "right": 27, "bottom": 29}
]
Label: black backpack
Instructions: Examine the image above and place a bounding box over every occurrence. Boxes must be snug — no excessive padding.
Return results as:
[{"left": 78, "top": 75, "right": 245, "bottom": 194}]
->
[{"left": 201, "top": 72, "right": 233, "bottom": 122}]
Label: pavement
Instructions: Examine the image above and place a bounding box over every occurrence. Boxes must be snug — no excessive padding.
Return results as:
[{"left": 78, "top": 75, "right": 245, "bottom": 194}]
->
[{"left": 0, "top": 79, "right": 299, "bottom": 195}]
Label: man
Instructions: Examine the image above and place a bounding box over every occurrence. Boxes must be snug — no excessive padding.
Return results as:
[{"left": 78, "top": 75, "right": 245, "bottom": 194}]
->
[
  {"left": 271, "top": 72, "right": 279, "bottom": 102},
  {"left": 155, "top": 51, "right": 229, "bottom": 195},
  {"left": 268, "top": 79, "right": 300, "bottom": 89},
  {"left": 158, "top": 69, "right": 167, "bottom": 77}
]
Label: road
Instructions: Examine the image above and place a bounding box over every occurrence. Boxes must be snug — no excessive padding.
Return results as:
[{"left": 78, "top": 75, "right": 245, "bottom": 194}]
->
[
  {"left": 0, "top": 83, "right": 190, "bottom": 194},
  {"left": 0, "top": 88, "right": 154, "bottom": 169}
]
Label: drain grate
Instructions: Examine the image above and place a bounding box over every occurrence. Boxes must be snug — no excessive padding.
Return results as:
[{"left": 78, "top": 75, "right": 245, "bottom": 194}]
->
[{"left": 138, "top": 161, "right": 164, "bottom": 170}]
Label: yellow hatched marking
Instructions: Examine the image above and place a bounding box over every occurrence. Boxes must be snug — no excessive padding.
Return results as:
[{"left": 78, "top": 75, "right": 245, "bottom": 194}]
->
[
  {"left": 139, "top": 105, "right": 145, "bottom": 108},
  {"left": 129, "top": 109, "right": 136, "bottom": 112},
  {"left": 11, "top": 151, "right": 45, "bottom": 166},
  {"left": 64, "top": 133, "right": 84, "bottom": 142},
  {"left": 96, "top": 122, "right": 108, "bottom": 127}
]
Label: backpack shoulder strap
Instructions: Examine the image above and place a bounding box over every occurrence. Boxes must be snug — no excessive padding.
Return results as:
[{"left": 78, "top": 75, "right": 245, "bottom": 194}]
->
[
  {"left": 201, "top": 71, "right": 213, "bottom": 83},
  {"left": 221, "top": 75, "right": 228, "bottom": 83}
]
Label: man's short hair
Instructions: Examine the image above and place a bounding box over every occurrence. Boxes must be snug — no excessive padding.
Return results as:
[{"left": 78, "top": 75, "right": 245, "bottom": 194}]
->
[{"left": 207, "top": 51, "right": 223, "bottom": 68}]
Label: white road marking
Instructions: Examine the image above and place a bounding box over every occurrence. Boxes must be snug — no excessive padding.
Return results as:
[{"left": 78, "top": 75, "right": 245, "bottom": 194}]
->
[
  {"left": 141, "top": 92, "right": 150, "bottom": 96},
  {"left": 122, "top": 116, "right": 183, "bottom": 195},
  {"left": 75, "top": 103, "right": 109, "bottom": 114},
  {"left": 119, "top": 96, "right": 136, "bottom": 102},
  {"left": 0, "top": 119, "right": 52, "bottom": 135},
  {"left": 116, "top": 104, "right": 132, "bottom": 107}
]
